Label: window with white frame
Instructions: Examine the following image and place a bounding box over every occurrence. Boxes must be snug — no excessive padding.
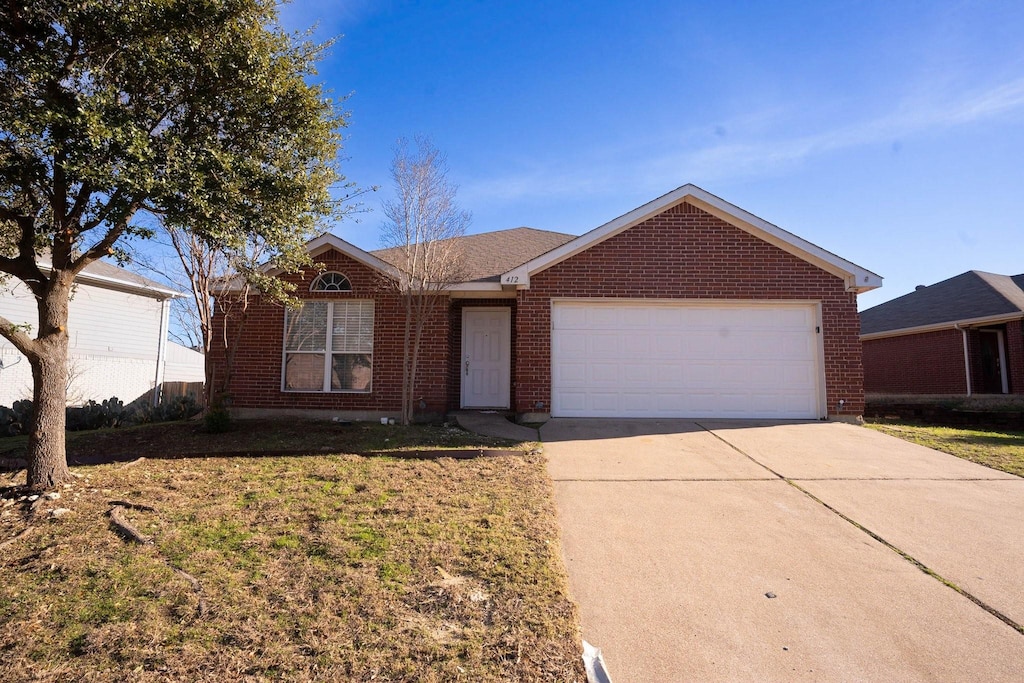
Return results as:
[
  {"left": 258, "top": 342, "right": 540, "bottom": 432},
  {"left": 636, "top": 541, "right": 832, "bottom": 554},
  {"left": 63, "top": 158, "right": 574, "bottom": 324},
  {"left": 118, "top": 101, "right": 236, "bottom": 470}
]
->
[
  {"left": 283, "top": 301, "right": 374, "bottom": 392},
  {"left": 310, "top": 271, "right": 352, "bottom": 292}
]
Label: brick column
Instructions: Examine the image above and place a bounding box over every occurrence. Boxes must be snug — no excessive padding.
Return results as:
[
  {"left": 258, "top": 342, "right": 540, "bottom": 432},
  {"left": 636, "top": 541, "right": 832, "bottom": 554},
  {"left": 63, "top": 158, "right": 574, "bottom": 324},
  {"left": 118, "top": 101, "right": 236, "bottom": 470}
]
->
[{"left": 1007, "top": 319, "right": 1024, "bottom": 394}]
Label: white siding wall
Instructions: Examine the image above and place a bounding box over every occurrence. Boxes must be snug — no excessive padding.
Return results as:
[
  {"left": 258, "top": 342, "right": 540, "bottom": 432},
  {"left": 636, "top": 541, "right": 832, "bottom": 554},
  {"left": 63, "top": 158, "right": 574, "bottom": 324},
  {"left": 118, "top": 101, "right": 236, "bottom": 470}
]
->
[{"left": 0, "top": 280, "right": 167, "bottom": 406}]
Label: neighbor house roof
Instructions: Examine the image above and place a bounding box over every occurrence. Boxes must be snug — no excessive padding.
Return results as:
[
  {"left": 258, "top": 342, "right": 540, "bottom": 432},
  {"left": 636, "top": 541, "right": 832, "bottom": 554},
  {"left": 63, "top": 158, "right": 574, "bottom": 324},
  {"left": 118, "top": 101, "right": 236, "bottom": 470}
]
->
[
  {"left": 860, "top": 270, "right": 1024, "bottom": 338},
  {"left": 372, "top": 227, "right": 576, "bottom": 283},
  {"left": 37, "top": 256, "right": 182, "bottom": 299}
]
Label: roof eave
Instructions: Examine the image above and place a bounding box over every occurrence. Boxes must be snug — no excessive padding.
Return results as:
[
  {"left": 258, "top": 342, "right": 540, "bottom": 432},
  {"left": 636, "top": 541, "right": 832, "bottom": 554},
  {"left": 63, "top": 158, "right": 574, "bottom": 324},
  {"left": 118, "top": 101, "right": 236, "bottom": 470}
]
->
[
  {"left": 263, "top": 234, "right": 404, "bottom": 282},
  {"left": 500, "top": 184, "right": 883, "bottom": 292},
  {"left": 861, "top": 312, "right": 1024, "bottom": 340},
  {"left": 444, "top": 282, "right": 505, "bottom": 292},
  {"left": 38, "top": 262, "right": 183, "bottom": 299}
]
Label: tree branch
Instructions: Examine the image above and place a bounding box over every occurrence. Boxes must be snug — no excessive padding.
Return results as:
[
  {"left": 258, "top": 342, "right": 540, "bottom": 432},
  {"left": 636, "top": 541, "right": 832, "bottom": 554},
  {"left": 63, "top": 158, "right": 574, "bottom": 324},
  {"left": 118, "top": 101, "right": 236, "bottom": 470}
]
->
[
  {"left": 66, "top": 181, "right": 94, "bottom": 225},
  {"left": 0, "top": 210, "right": 47, "bottom": 295},
  {"left": 74, "top": 209, "right": 136, "bottom": 273},
  {"left": 0, "top": 313, "right": 38, "bottom": 359},
  {"left": 80, "top": 187, "right": 126, "bottom": 233},
  {"left": 108, "top": 505, "right": 153, "bottom": 545}
]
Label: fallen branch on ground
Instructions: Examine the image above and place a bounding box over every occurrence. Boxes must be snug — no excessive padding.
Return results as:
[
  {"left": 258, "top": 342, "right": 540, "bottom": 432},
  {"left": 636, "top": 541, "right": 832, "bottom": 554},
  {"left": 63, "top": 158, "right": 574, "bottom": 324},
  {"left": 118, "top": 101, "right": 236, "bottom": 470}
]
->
[
  {"left": 0, "top": 525, "right": 33, "bottom": 550},
  {"left": 108, "top": 505, "right": 153, "bottom": 544},
  {"left": 172, "top": 566, "right": 208, "bottom": 617},
  {"left": 106, "top": 504, "right": 207, "bottom": 618},
  {"left": 107, "top": 500, "right": 156, "bottom": 512}
]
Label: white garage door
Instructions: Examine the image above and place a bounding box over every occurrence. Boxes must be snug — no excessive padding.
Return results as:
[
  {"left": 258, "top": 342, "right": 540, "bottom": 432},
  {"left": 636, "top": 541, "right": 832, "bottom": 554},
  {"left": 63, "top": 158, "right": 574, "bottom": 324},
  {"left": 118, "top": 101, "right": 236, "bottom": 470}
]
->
[{"left": 551, "top": 300, "right": 823, "bottom": 419}]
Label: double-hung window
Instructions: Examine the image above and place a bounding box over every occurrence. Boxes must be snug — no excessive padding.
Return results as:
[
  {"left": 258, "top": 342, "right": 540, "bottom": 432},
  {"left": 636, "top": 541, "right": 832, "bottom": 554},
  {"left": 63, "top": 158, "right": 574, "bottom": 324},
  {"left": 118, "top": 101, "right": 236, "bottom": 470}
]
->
[{"left": 283, "top": 301, "right": 374, "bottom": 392}]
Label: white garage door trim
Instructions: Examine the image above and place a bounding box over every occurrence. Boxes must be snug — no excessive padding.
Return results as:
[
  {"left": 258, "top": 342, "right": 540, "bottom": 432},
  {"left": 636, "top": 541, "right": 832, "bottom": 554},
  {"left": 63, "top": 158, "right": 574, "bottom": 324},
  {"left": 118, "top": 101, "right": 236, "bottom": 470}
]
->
[{"left": 550, "top": 298, "right": 826, "bottom": 419}]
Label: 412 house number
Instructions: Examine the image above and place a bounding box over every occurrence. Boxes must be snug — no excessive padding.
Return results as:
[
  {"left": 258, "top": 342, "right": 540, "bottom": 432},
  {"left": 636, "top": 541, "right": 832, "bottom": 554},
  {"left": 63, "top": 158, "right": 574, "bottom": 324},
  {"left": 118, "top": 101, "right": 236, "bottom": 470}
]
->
[{"left": 502, "top": 275, "right": 520, "bottom": 284}]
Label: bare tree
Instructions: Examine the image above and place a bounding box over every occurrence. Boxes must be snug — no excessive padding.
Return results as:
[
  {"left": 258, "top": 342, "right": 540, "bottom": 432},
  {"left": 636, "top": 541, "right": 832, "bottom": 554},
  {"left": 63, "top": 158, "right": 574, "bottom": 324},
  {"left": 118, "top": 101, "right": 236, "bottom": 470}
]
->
[
  {"left": 164, "top": 227, "right": 311, "bottom": 415},
  {"left": 380, "top": 137, "right": 470, "bottom": 425}
]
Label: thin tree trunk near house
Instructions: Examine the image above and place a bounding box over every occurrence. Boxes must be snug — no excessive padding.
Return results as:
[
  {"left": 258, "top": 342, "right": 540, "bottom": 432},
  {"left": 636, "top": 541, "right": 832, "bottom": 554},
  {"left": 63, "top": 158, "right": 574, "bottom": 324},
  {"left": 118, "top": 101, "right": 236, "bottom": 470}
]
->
[
  {"left": 26, "top": 279, "right": 74, "bottom": 489},
  {"left": 407, "top": 309, "right": 427, "bottom": 424},
  {"left": 211, "top": 302, "right": 251, "bottom": 412},
  {"left": 400, "top": 294, "right": 414, "bottom": 425},
  {"left": 204, "top": 352, "right": 217, "bottom": 409}
]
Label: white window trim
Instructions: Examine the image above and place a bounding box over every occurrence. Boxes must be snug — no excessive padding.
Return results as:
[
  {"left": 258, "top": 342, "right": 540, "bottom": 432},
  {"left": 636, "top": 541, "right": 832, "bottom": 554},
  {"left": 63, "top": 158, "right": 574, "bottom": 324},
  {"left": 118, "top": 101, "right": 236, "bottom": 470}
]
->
[
  {"left": 310, "top": 271, "right": 353, "bottom": 292},
  {"left": 281, "top": 300, "right": 374, "bottom": 393}
]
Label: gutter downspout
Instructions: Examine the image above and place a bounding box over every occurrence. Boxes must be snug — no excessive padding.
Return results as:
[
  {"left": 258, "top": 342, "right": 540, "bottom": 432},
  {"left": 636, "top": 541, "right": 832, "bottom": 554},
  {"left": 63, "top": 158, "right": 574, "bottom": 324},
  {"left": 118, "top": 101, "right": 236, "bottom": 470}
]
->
[
  {"left": 153, "top": 297, "right": 171, "bottom": 407},
  {"left": 956, "top": 324, "right": 972, "bottom": 396}
]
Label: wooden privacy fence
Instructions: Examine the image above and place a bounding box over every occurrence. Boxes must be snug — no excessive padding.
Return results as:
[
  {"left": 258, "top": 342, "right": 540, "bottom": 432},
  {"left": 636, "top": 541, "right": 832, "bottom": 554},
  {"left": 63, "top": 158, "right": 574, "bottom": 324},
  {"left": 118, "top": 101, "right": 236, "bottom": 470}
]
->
[{"left": 160, "top": 381, "right": 205, "bottom": 405}]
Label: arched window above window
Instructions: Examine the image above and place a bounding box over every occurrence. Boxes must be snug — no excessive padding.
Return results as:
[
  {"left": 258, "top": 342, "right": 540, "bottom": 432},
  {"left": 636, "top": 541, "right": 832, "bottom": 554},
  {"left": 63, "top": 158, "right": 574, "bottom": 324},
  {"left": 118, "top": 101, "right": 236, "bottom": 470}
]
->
[{"left": 310, "top": 272, "right": 352, "bottom": 292}]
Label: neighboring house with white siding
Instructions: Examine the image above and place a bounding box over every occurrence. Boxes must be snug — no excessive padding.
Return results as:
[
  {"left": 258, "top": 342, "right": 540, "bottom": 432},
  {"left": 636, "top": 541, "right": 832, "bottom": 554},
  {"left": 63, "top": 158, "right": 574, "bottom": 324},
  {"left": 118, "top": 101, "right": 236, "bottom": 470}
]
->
[{"left": 0, "top": 258, "right": 205, "bottom": 407}]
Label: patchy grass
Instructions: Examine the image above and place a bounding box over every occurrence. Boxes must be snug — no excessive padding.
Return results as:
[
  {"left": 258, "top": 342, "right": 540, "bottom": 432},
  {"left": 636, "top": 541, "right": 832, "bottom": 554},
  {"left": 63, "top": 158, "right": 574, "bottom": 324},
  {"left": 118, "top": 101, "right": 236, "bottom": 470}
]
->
[
  {"left": 0, "top": 422, "right": 582, "bottom": 681},
  {"left": 866, "top": 421, "right": 1024, "bottom": 477},
  {"left": 866, "top": 393, "right": 1024, "bottom": 412},
  {"left": 0, "top": 418, "right": 529, "bottom": 466}
]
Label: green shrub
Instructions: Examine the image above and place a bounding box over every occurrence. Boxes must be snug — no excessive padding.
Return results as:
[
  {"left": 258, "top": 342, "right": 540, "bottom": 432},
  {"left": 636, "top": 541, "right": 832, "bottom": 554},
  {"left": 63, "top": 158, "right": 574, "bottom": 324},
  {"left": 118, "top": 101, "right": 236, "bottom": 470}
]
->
[
  {"left": 0, "top": 394, "right": 203, "bottom": 438},
  {"left": 204, "top": 406, "right": 232, "bottom": 433}
]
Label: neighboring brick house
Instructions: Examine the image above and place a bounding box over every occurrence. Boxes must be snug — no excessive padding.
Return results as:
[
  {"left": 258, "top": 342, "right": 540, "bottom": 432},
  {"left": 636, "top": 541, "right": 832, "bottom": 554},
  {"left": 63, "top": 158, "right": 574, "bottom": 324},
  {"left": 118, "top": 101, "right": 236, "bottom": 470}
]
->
[
  {"left": 861, "top": 271, "right": 1024, "bottom": 395},
  {"left": 212, "top": 184, "right": 881, "bottom": 422}
]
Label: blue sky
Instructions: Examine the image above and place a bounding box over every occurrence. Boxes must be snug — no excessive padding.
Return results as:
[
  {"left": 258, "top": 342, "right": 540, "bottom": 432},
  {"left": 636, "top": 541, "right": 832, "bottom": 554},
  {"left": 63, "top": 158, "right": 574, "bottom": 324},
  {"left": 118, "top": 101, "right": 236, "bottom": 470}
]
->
[{"left": 277, "top": 0, "right": 1024, "bottom": 309}]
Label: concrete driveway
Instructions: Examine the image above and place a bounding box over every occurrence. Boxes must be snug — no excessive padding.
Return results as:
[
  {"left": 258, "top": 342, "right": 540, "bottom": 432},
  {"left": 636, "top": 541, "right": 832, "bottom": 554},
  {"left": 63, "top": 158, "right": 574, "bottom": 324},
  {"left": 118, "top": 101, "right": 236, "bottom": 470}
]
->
[{"left": 541, "top": 419, "right": 1024, "bottom": 682}]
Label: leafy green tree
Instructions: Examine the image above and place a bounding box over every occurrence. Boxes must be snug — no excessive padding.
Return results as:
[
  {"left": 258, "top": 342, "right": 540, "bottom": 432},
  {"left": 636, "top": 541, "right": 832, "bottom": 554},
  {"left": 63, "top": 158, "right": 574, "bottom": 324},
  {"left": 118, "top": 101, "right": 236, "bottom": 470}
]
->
[{"left": 0, "top": 1, "right": 344, "bottom": 489}]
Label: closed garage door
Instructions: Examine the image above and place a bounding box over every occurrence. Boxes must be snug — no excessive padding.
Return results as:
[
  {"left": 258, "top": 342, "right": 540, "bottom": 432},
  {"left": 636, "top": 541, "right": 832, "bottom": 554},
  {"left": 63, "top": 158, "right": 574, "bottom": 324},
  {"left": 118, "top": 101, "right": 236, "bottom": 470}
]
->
[{"left": 551, "top": 300, "right": 823, "bottom": 419}]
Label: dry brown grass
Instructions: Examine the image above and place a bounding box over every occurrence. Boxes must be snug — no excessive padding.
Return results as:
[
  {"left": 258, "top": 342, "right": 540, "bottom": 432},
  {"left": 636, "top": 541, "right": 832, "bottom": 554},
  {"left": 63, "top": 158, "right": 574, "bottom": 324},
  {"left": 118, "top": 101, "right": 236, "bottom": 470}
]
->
[{"left": 0, "top": 422, "right": 583, "bottom": 682}]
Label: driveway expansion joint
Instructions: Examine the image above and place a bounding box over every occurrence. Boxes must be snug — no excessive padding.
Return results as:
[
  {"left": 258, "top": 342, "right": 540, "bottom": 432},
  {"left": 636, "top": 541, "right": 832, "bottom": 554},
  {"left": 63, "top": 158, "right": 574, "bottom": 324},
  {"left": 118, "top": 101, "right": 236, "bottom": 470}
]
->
[
  {"left": 551, "top": 477, "right": 779, "bottom": 483},
  {"left": 695, "top": 422, "right": 1024, "bottom": 638},
  {"left": 791, "top": 477, "right": 1023, "bottom": 482}
]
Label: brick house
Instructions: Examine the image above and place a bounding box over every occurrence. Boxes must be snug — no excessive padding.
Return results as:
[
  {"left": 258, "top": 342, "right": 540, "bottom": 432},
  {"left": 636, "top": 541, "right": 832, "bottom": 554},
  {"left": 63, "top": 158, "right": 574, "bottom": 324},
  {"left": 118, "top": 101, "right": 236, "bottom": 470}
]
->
[
  {"left": 861, "top": 271, "right": 1024, "bottom": 395},
  {"left": 212, "top": 184, "right": 881, "bottom": 422}
]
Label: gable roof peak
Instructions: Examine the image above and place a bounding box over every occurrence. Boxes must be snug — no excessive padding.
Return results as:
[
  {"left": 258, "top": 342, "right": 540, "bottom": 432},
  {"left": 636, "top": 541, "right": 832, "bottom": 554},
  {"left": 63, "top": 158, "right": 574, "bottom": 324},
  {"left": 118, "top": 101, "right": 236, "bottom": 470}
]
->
[{"left": 501, "top": 183, "right": 882, "bottom": 293}]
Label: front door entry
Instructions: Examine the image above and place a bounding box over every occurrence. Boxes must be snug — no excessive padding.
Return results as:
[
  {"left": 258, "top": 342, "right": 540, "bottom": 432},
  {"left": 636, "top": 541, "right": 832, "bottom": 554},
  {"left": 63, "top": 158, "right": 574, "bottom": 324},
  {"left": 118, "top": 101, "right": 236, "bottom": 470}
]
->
[
  {"left": 978, "top": 329, "right": 1009, "bottom": 394},
  {"left": 461, "top": 308, "right": 511, "bottom": 408}
]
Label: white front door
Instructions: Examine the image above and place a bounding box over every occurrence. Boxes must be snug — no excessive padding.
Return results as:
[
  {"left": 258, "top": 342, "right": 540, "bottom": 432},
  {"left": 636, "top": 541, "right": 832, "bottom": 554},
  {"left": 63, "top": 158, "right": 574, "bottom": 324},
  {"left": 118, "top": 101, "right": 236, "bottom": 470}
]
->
[{"left": 461, "top": 308, "right": 511, "bottom": 409}]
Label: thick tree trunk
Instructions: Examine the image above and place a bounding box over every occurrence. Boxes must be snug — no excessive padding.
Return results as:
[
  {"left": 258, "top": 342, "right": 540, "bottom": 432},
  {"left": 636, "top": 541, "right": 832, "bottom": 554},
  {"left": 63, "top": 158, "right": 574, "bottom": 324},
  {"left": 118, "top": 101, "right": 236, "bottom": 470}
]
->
[{"left": 26, "top": 276, "right": 73, "bottom": 490}]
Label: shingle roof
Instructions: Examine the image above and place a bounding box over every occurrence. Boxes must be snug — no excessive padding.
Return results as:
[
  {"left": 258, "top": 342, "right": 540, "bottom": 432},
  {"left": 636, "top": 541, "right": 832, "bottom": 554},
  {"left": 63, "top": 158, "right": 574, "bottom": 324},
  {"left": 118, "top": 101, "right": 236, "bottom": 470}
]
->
[
  {"left": 371, "top": 227, "right": 576, "bottom": 283},
  {"left": 860, "top": 270, "right": 1024, "bottom": 335},
  {"left": 33, "top": 252, "right": 180, "bottom": 298},
  {"left": 80, "top": 259, "right": 174, "bottom": 292}
]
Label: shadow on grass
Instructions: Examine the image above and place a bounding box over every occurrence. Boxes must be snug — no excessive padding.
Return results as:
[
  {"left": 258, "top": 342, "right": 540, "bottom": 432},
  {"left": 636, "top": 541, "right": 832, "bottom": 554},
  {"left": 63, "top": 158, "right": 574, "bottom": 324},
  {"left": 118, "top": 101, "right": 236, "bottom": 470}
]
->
[{"left": 0, "top": 418, "right": 526, "bottom": 472}]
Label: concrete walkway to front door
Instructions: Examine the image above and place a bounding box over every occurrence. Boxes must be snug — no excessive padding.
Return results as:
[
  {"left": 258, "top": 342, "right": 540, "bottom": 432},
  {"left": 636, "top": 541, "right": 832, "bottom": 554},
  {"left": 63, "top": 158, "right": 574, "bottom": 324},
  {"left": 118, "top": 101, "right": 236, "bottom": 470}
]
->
[{"left": 541, "top": 419, "right": 1024, "bottom": 682}]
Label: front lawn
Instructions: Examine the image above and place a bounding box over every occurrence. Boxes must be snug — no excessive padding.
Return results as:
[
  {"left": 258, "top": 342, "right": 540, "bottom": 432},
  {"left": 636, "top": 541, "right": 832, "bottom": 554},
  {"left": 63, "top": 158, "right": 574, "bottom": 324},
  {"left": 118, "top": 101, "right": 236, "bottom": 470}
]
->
[
  {"left": 0, "top": 420, "right": 584, "bottom": 681},
  {"left": 865, "top": 422, "right": 1024, "bottom": 477}
]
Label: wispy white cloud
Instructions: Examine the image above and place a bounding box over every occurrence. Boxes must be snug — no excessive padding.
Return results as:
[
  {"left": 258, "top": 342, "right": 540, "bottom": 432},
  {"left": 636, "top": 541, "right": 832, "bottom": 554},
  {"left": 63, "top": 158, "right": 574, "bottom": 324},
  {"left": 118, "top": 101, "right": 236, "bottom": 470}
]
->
[
  {"left": 459, "top": 76, "right": 1024, "bottom": 207},
  {"left": 276, "top": 0, "right": 380, "bottom": 37}
]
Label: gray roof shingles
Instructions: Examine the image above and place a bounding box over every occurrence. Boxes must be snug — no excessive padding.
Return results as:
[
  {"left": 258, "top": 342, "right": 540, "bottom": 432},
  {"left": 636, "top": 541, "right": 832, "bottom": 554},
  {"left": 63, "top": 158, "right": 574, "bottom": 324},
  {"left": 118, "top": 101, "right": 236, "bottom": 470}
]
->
[
  {"left": 860, "top": 270, "right": 1024, "bottom": 335},
  {"left": 80, "top": 258, "right": 174, "bottom": 292},
  {"left": 371, "top": 227, "right": 576, "bottom": 283}
]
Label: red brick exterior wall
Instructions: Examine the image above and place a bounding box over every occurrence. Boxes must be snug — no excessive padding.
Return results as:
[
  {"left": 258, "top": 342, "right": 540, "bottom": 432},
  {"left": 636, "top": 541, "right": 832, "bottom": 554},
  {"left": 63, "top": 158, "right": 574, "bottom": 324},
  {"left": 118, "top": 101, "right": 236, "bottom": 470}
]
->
[
  {"left": 862, "top": 329, "right": 967, "bottom": 394},
  {"left": 1007, "top": 320, "right": 1024, "bottom": 393},
  {"left": 210, "top": 248, "right": 450, "bottom": 418},
  {"left": 218, "top": 201, "right": 874, "bottom": 419},
  {"left": 514, "top": 201, "right": 866, "bottom": 418}
]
